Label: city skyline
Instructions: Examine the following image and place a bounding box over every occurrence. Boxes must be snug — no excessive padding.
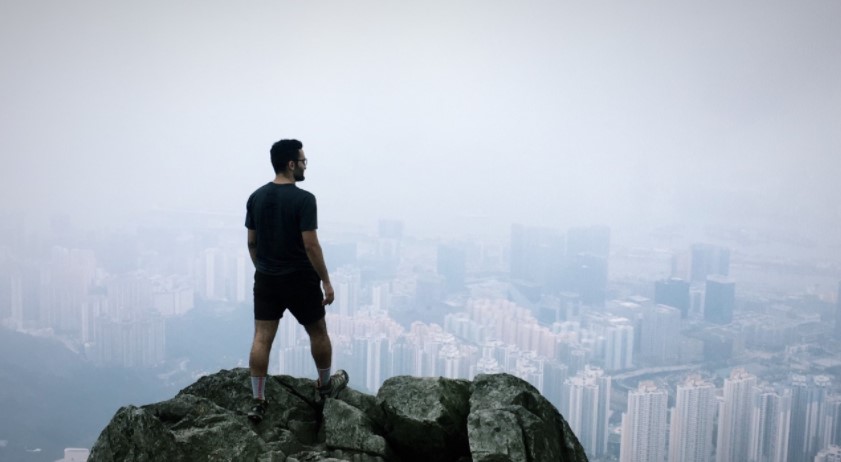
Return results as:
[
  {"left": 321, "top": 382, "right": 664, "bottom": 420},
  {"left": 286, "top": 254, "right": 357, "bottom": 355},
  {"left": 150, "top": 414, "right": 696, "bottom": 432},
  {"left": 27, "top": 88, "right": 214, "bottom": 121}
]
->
[{"left": 1, "top": 211, "right": 840, "bottom": 461}]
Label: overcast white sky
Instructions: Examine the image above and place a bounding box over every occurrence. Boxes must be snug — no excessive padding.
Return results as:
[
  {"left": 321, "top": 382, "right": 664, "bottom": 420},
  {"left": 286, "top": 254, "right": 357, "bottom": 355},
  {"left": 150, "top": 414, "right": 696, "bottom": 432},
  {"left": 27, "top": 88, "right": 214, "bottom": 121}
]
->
[{"left": 1, "top": 1, "right": 839, "bottom": 243}]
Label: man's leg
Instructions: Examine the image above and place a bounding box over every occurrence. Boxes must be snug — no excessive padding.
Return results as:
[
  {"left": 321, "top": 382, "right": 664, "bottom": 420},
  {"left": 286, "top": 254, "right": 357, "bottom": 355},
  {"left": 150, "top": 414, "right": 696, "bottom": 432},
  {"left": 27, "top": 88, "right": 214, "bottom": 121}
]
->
[
  {"left": 304, "top": 316, "right": 348, "bottom": 398},
  {"left": 249, "top": 319, "right": 279, "bottom": 400},
  {"left": 304, "top": 317, "right": 332, "bottom": 384}
]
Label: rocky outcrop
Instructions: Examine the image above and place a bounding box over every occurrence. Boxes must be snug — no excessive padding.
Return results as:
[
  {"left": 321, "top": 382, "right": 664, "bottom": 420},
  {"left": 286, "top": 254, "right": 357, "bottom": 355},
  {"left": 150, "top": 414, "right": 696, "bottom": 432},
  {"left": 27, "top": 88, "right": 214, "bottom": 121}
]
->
[{"left": 89, "top": 369, "right": 587, "bottom": 462}]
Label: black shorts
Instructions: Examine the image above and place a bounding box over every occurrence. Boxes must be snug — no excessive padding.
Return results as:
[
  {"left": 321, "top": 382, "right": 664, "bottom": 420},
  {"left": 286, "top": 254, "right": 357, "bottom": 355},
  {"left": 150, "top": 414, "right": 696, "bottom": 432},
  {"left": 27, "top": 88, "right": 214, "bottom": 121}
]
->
[{"left": 253, "top": 270, "right": 325, "bottom": 325}]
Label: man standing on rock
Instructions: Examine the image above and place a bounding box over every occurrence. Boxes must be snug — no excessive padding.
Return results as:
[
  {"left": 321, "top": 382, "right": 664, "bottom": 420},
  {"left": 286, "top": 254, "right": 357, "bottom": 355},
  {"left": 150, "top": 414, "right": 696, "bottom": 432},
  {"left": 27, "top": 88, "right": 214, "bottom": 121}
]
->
[{"left": 244, "top": 138, "right": 348, "bottom": 424}]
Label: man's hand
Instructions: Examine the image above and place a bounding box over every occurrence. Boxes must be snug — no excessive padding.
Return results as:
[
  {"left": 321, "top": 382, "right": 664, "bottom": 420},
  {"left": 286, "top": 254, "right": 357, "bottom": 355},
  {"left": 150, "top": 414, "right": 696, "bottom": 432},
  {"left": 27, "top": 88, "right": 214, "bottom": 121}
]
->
[{"left": 322, "top": 281, "right": 335, "bottom": 306}]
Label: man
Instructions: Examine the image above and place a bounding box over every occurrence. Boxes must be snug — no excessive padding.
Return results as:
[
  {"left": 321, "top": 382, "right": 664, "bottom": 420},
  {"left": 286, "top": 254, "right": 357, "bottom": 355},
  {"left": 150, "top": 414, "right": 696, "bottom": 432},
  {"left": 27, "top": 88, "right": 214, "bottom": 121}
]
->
[{"left": 244, "top": 138, "right": 348, "bottom": 424}]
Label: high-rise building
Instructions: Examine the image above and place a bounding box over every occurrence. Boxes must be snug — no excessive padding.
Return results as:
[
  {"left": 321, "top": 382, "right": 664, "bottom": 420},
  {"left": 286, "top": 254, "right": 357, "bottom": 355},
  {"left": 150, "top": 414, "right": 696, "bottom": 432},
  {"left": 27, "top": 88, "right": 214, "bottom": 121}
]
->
[
  {"left": 836, "top": 282, "right": 841, "bottom": 338},
  {"left": 366, "top": 334, "right": 388, "bottom": 391},
  {"left": 588, "top": 314, "right": 634, "bottom": 371},
  {"left": 438, "top": 343, "right": 465, "bottom": 380},
  {"left": 437, "top": 243, "right": 466, "bottom": 293},
  {"left": 788, "top": 375, "right": 832, "bottom": 462},
  {"left": 197, "top": 248, "right": 225, "bottom": 301},
  {"left": 57, "top": 448, "right": 90, "bottom": 462},
  {"left": 815, "top": 445, "right": 841, "bottom": 462},
  {"left": 566, "top": 225, "right": 610, "bottom": 258},
  {"left": 350, "top": 336, "right": 371, "bottom": 392},
  {"left": 511, "top": 351, "right": 544, "bottom": 392},
  {"left": 389, "top": 335, "right": 417, "bottom": 377},
  {"left": 473, "top": 342, "right": 504, "bottom": 378},
  {"left": 502, "top": 344, "right": 521, "bottom": 373},
  {"left": 654, "top": 277, "right": 690, "bottom": 318},
  {"left": 322, "top": 241, "right": 357, "bottom": 270},
  {"left": 570, "top": 253, "right": 608, "bottom": 307},
  {"left": 377, "top": 219, "right": 403, "bottom": 258},
  {"left": 620, "top": 381, "right": 668, "bottom": 462},
  {"left": 510, "top": 224, "right": 565, "bottom": 294},
  {"left": 543, "top": 360, "right": 568, "bottom": 411},
  {"left": 444, "top": 312, "right": 486, "bottom": 344},
  {"left": 561, "top": 366, "right": 611, "bottom": 459},
  {"left": 669, "top": 375, "right": 716, "bottom": 462},
  {"left": 44, "top": 248, "right": 97, "bottom": 334},
  {"left": 670, "top": 250, "right": 691, "bottom": 280},
  {"left": 371, "top": 281, "right": 391, "bottom": 312},
  {"left": 81, "top": 294, "right": 107, "bottom": 343},
  {"left": 0, "top": 251, "right": 10, "bottom": 321},
  {"left": 415, "top": 273, "right": 444, "bottom": 308},
  {"left": 107, "top": 273, "right": 153, "bottom": 318},
  {"left": 9, "top": 272, "right": 24, "bottom": 330},
  {"left": 279, "top": 338, "right": 313, "bottom": 378},
  {"left": 716, "top": 368, "right": 758, "bottom": 462},
  {"left": 824, "top": 395, "right": 841, "bottom": 450},
  {"left": 690, "top": 284, "right": 705, "bottom": 319},
  {"left": 704, "top": 276, "right": 735, "bottom": 325},
  {"left": 18, "top": 264, "right": 43, "bottom": 325},
  {"left": 152, "top": 276, "right": 194, "bottom": 317},
  {"left": 537, "top": 292, "right": 581, "bottom": 324},
  {"left": 277, "top": 312, "right": 302, "bottom": 349},
  {"left": 333, "top": 266, "right": 361, "bottom": 317},
  {"left": 196, "top": 248, "right": 250, "bottom": 303},
  {"left": 92, "top": 313, "right": 165, "bottom": 367},
  {"left": 690, "top": 243, "right": 730, "bottom": 283},
  {"left": 639, "top": 304, "right": 681, "bottom": 366},
  {"left": 567, "top": 348, "right": 588, "bottom": 377},
  {"left": 749, "top": 385, "right": 791, "bottom": 462},
  {"left": 566, "top": 226, "right": 610, "bottom": 307}
]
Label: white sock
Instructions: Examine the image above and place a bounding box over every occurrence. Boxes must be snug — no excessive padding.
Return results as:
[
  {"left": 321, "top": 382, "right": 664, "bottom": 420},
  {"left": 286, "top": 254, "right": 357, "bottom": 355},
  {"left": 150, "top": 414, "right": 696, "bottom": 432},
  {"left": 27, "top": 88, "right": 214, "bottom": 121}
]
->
[
  {"left": 317, "top": 367, "right": 331, "bottom": 385},
  {"left": 251, "top": 376, "right": 266, "bottom": 400}
]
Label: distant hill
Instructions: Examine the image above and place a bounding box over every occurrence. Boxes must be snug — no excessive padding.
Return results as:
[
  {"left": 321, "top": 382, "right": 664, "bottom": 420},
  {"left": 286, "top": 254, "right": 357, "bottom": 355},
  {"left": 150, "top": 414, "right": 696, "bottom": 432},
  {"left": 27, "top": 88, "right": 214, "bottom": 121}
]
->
[{"left": 0, "top": 328, "right": 173, "bottom": 462}]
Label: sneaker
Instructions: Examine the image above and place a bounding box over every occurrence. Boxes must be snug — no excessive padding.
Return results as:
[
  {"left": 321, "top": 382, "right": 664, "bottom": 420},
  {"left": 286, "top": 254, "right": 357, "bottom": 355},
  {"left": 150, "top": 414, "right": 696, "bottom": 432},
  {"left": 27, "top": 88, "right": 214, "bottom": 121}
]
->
[
  {"left": 247, "top": 398, "right": 269, "bottom": 424},
  {"left": 317, "top": 369, "right": 349, "bottom": 399}
]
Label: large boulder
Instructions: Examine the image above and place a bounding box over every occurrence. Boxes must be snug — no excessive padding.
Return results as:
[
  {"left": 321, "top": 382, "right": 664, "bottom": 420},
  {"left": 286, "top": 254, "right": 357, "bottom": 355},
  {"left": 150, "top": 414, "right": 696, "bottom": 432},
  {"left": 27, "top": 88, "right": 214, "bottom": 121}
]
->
[
  {"left": 88, "top": 404, "right": 182, "bottom": 462},
  {"left": 469, "top": 373, "right": 587, "bottom": 462},
  {"left": 89, "top": 368, "right": 588, "bottom": 462},
  {"left": 323, "top": 399, "right": 393, "bottom": 459},
  {"left": 377, "top": 376, "right": 471, "bottom": 462}
]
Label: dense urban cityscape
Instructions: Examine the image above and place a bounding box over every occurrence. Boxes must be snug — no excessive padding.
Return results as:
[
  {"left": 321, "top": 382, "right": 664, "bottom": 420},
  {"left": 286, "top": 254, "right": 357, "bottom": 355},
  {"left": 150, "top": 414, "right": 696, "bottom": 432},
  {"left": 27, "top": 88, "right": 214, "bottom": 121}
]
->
[
  {"left": 1, "top": 210, "right": 839, "bottom": 462},
  {"left": 2, "top": 0, "right": 839, "bottom": 460}
]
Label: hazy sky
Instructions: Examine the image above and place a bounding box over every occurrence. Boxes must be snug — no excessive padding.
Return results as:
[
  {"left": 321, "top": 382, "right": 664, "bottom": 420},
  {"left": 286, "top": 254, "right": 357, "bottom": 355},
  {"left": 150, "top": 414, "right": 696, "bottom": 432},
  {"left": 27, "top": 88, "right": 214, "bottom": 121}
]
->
[{"left": 2, "top": 1, "right": 840, "bottom": 242}]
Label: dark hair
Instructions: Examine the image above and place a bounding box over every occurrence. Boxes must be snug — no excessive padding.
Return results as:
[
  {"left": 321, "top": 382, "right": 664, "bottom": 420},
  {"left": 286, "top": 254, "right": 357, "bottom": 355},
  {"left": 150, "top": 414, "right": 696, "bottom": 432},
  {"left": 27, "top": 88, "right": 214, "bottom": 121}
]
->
[{"left": 270, "top": 139, "right": 303, "bottom": 174}]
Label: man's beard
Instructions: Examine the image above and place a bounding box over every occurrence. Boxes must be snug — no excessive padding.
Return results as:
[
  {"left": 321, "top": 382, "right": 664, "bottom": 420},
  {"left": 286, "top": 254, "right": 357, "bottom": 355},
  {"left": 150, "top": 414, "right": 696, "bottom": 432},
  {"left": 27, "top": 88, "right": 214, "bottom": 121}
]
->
[{"left": 294, "top": 171, "right": 305, "bottom": 182}]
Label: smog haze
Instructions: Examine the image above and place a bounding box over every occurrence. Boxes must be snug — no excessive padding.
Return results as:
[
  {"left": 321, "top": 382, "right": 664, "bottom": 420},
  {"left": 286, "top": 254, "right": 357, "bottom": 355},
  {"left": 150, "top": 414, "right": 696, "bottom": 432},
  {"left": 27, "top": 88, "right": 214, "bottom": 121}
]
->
[{"left": 2, "top": 0, "right": 839, "bottom": 243}]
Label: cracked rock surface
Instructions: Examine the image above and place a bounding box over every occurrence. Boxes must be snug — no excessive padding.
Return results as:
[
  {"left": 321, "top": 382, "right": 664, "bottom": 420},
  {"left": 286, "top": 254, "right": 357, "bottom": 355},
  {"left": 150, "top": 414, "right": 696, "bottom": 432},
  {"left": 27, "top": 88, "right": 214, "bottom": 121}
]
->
[{"left": 89, "top": 369, "right": 588, "bottom": 462}]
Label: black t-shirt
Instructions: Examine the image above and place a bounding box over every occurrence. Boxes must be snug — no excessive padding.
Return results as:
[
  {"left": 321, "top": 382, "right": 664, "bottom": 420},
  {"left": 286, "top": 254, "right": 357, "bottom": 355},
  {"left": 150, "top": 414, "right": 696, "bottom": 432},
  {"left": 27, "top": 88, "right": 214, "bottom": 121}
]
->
[{"left": 245, "top": 182, "right": 318, "bottom": 276}]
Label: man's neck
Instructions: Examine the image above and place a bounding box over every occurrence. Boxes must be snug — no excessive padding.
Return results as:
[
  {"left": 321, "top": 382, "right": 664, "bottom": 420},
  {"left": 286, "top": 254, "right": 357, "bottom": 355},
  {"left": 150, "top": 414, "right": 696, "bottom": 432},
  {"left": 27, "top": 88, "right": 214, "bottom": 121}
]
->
[{"left": 273, "top": 172, "right": 295, "bottom": 185}]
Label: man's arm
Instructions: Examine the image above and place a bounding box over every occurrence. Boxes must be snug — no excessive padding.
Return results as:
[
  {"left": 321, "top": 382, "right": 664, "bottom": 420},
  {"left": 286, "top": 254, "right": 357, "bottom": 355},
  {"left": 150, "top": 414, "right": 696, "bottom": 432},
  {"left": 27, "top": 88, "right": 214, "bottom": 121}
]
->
[
  {"left": 247, "top": 229, "right": 257, "bottom": 267},
  {"left": 302, "top": 230, "right": 334, "bottom": 306}
]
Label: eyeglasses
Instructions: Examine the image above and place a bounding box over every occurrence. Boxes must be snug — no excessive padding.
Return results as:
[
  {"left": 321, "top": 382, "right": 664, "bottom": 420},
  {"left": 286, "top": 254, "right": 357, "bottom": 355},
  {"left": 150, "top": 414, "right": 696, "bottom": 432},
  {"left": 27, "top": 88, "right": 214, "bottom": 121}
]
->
[{"left": 296, "top": 158, "right": 308, "bottom": 166}]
